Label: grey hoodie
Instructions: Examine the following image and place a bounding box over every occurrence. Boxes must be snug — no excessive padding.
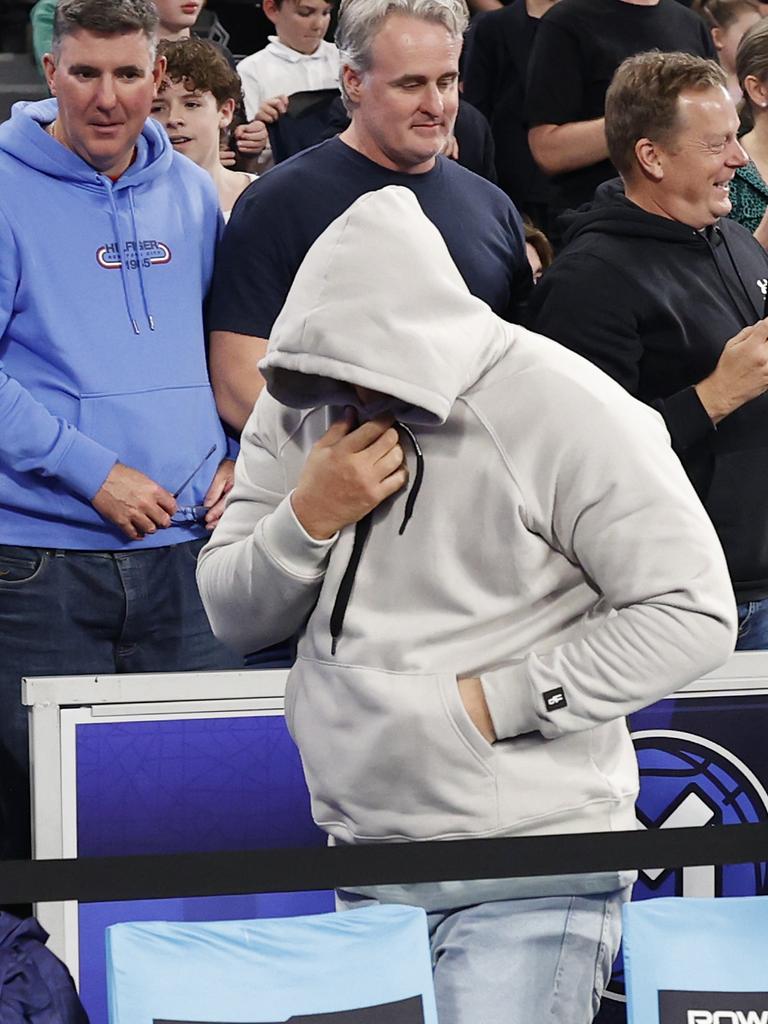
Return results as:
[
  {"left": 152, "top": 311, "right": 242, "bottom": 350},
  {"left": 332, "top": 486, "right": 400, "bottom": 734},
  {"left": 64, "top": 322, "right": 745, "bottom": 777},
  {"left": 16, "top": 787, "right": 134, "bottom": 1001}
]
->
[{"left": 198, "top": 186, "right": 736, "bottom": 905}]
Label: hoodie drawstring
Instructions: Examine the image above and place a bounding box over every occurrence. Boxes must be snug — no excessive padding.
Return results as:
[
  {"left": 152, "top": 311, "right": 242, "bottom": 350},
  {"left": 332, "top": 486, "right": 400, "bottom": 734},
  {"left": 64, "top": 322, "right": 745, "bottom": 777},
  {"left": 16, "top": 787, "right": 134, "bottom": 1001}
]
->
[
  {"left": 128, "top": 189, "right": 156, "bottom": 331},
  {"left": 396, "top": 422, "right": 424, "bottom": 535},
  {"left": 329, "top": 422, "right": 425, "bottom": 656},
  {"left": 105, "top": 185, "right": 141, "bottom": 335},
  {"left": 105, "top": 183, "right": 156, "bottom": 334}
]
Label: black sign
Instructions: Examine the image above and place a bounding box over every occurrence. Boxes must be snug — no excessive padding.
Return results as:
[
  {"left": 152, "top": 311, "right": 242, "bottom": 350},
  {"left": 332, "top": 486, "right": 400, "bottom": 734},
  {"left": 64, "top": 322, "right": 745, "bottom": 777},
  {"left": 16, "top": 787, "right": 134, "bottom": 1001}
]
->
[
  {"left": 659, "top": 990, "right": 768, "bottom": 1024},
  {"left": 155, "top": 995, "right": 425, "bottom": 1024}
]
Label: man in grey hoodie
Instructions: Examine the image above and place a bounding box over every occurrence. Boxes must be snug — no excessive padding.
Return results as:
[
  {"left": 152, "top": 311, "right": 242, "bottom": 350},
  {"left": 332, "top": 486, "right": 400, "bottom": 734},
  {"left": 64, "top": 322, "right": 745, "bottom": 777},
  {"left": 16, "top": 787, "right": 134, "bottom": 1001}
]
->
[{"left": 197, "top": 186, "right": 736, "bottom": 1023}]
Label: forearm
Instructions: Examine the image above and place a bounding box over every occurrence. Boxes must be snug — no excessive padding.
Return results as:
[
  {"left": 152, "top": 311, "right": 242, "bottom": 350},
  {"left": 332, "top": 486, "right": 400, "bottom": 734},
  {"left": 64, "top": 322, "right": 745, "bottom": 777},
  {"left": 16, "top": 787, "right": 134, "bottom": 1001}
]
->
[
  {"left": 653, "top": 386, "right": 715, "bottom": 452},
  {"left": 197, "top": 493, "right": 333, "bottom": 654},
  {"left": 528, "top": 119, "right": 607, "bottom": 176},
  {"left": 481, "top": 591, "right": 735, "bottom": 741},
  {"left": 478, "top": 385, "right": 736, "bottom": 741},
  {"left": 210, "top": 330, "right": 268, "bottom": 433},
  {"left": 0, "top": 370, "right": 116, "bottom": 497},
  {"left": 197, "top": 398, "right": 338, "bottom": 653},
  {"left": 693, "top": 375, "right": 734, "bottom": 425}
]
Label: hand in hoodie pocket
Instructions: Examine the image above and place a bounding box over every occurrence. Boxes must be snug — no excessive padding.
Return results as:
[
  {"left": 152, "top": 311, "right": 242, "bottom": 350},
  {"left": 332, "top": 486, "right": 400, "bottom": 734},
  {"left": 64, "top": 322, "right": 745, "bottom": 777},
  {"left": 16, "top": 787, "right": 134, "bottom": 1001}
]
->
[
  {"left": 457, "top": 675, "right": 497, "bottom": 745},
  {"left": 286, "top": 659, "right": 500, "bottom": 842}
]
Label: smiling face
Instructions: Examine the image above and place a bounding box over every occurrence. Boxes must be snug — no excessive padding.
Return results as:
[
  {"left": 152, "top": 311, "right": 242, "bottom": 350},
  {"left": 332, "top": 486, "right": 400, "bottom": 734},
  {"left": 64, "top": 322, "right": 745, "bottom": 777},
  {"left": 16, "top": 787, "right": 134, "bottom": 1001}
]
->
[
  {"left": 43, "top": 28, "right": 162, "bottom": 178},
  {"left": 342, "top": 14, "right": 460, "bottom": 174},
  {"left": 263, "top": 0, "right": 332, "bottom": 55},
  {"left": 150, "top": 78, "right": 233, "bottom": 169},
  {"left": 650, "top": 86, "right": 749, "bottom": 228},
  {"left": 155, "top": 0, "right": 204, "bottom": 38}
]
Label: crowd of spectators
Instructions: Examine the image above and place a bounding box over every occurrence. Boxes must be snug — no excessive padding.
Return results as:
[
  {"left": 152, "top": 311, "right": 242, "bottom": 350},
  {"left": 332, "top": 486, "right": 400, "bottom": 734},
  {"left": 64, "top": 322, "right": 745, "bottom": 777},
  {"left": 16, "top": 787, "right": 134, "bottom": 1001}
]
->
[{"left": 2, "top": 0, "right": 768, "bottom": 941}]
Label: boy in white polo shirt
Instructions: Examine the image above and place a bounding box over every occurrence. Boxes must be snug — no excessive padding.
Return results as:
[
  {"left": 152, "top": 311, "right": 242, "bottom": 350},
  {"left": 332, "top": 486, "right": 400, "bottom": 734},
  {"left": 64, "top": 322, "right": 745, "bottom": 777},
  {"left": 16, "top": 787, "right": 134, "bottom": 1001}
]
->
[{"left": 237, "top": 0, "right": 339, "bottom": 123}]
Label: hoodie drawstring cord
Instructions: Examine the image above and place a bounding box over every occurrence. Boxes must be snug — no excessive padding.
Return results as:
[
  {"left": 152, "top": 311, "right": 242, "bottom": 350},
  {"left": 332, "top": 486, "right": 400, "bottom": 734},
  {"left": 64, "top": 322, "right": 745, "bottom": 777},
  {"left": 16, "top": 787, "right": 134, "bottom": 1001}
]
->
[
  {"left": 128, "top": 189, "right": 156, "bottom": 331},
  {"left": 329, "top": 422, "right": 425, "bottom": 656},
  {"left": 396, "top": 422, "right": 424, "bottom": 535},
  {"left": 106, "top": 185, "right": 141, "bottom": 335},
  {"left": 329, "top": 509, "right": 373, "bottom": 657}
]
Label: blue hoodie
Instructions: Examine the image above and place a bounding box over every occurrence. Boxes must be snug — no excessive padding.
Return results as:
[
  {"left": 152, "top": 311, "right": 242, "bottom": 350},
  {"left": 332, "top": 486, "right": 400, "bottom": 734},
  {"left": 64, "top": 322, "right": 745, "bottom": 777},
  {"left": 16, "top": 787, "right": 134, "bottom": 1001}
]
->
[{"left": 0, "top": 98, "right": 229, "bottom": 550}]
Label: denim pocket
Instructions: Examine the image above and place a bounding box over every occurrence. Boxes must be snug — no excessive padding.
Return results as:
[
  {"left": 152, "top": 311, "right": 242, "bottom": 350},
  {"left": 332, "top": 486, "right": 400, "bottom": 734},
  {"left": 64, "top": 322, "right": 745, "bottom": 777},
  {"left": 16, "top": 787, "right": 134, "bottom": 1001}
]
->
[{"left": 0, "top": 549, "right": 46, "bottom": 586}]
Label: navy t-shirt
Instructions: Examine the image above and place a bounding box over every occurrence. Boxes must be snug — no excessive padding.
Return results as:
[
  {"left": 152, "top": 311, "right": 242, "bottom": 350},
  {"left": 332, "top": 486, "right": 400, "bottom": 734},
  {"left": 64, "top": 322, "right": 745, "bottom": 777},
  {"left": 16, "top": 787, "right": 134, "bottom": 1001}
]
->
[{"left": 208, "top": 137, "right": 531, "bottom": 338}]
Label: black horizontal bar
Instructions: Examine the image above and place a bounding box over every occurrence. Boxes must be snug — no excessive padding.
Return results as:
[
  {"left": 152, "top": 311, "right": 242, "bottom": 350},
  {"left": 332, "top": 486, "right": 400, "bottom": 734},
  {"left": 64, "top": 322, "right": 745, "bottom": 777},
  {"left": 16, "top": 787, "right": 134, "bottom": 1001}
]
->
[{"left": 2, "top": 822, "right": 767, "bottom": 905}]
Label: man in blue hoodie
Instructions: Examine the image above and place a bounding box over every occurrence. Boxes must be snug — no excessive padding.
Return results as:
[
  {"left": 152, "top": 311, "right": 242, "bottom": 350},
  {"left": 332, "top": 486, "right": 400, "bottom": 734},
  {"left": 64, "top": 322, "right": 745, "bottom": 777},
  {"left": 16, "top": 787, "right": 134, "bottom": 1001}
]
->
[{"left": 0, "top": 0, "right": 241, "bottom": 871}]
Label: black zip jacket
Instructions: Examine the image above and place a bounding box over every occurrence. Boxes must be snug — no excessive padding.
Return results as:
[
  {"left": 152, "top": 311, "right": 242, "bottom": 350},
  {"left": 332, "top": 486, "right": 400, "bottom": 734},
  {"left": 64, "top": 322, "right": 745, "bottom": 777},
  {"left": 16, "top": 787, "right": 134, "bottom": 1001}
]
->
[{"left": 529, "top": 180, "right": 768, "bottom": 600}]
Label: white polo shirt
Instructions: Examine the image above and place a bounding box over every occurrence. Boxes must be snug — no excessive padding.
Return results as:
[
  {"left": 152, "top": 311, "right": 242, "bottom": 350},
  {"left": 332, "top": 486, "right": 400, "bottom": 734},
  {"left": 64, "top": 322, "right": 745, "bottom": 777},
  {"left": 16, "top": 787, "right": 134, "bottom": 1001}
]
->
[{"left": 238, "top": 37, "right": 340, "bottom": 121}]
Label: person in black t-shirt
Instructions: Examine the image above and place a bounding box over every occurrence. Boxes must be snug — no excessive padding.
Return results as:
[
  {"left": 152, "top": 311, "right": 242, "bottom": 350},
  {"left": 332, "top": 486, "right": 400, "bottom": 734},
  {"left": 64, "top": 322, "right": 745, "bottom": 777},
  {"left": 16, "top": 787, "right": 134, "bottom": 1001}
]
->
[
  {"left": 462, "top": 0, "right": 558, "bottom": 225},
  {"left": 207, "top": 0, "right": 531, "bottom": 433},
  {"left": 525, "top": 0, "right": 715, "bottom": 232}
]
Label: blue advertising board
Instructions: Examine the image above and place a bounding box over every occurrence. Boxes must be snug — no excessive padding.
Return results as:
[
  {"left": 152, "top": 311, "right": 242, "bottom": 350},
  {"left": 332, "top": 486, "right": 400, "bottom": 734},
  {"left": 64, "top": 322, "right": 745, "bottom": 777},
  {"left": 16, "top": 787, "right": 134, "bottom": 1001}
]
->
[
  {"left": 67, "top": 688, "right": 768, "bottom": 1024},
  {"left": 74, "top": 713, "right": 334, "bottom": 1024},
  {"left": 597, "top": 691, "right": 768, "bottom": 1024}
]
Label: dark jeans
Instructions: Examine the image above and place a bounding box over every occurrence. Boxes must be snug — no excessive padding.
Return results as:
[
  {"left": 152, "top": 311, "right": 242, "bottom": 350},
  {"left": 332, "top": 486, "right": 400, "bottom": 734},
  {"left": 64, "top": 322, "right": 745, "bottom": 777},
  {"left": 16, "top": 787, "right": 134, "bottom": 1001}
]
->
[
  {"left": 736, "top": 598, "right": 768, "bottom": 651},
  {"left": 0, "top": 540, "right": 243, "bottom": 864}
]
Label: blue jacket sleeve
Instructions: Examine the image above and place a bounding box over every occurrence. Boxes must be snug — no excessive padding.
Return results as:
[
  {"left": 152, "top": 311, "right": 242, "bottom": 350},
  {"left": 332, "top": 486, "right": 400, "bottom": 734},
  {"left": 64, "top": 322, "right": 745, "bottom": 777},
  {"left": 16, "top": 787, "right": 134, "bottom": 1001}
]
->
[{"left": 0, "top": 209, "right": 118, "bottom": 500}]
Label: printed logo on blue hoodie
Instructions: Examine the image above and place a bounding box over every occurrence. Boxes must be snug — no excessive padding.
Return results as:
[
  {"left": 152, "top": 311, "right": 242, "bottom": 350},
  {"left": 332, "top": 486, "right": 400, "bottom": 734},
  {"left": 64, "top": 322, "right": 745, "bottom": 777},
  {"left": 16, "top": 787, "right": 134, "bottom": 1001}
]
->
[{"left": 0, "top": 98, "right": 228, "bottom": 549}]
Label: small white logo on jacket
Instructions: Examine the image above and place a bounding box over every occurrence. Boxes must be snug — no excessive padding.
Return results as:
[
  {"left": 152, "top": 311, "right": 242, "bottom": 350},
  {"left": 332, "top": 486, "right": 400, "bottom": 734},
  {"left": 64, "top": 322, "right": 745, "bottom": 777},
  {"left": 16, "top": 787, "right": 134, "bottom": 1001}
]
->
[{"left": 543, "top": 687, "right": 567, "bottom": 711}]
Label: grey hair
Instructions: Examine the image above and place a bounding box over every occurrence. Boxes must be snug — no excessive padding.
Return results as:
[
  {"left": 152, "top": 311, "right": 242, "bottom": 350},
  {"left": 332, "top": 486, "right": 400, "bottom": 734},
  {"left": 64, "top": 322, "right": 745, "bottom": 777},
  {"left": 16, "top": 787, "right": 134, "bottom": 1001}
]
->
[
  {"left": 335, "top": 0, "right": 468, "bottom": 110},
  {"left": 52, "top": 0, "right": 159, "bottom": 58}
]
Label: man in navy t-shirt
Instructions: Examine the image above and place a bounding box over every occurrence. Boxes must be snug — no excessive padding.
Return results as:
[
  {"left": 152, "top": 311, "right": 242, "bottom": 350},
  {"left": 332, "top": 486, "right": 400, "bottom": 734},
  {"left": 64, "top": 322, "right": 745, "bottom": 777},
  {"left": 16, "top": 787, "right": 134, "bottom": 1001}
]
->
[{"left": 207, "top": 0, "right": 531, "bottom": 432}]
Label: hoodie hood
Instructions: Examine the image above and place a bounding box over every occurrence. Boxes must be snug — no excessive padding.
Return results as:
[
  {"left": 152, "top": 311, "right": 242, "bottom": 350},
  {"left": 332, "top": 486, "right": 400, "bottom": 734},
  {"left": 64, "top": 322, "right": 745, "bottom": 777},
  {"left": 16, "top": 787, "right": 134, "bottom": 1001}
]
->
[
  {"left": 0, "top": 97, "right": 173, "bottom": 189},
  {"left": 259, "top": 186, "right": 512, "bottom": 425},
  {"left": 560, "top": 176, "right": 714, "bottom": 247}
]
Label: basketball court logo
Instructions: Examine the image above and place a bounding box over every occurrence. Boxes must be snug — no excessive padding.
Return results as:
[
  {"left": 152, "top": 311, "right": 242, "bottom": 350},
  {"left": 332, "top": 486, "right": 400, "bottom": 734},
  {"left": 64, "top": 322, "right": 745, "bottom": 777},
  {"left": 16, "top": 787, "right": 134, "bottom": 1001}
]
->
[{"left": 606, "top": 730, "right": 768, "bottom": 1000}]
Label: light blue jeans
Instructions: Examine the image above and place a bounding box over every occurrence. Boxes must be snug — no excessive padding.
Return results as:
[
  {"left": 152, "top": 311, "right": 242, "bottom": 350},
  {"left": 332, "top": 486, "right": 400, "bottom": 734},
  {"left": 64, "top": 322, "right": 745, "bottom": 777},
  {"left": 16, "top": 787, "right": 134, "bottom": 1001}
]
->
[
  {"left": 337, "top": 887, "right": 628, "bottom": 1024},
  {"left": 736, "top": 597, "right": 768, "bottom": 650}
]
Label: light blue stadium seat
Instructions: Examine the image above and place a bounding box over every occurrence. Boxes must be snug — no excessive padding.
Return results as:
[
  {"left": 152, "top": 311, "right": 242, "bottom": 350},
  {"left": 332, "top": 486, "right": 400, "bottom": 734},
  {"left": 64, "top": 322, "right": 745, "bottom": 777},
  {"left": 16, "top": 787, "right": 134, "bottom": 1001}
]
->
[
  {"left": 623, "top": 896, "right": 768, "bottom": 1024},
  {"left": 106, "top": 903, "right": 437, "bottom": 1024}
]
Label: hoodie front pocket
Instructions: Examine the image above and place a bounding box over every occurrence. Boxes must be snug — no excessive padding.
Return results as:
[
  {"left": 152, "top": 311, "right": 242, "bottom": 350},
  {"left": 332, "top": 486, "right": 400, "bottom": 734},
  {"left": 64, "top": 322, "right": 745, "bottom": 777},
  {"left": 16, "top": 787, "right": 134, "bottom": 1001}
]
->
[
  {"left": 78, "top": 385, "right": 224, "bottom": 505},
  {"left": 288, "top": 658, "right": 499, "bottom": 842}
]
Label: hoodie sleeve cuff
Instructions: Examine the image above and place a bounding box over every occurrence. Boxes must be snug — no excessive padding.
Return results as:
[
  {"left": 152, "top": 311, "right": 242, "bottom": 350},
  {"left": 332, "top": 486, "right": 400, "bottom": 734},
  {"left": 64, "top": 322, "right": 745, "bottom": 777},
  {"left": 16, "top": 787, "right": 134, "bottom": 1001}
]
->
[
  {"left": 657, "top": 386, "right": 715, "bottom": 452},
  {"left": 55, "top": 431, "right": 119, "bottom": 500},
  {"left": 261, "top": 490, "right": 338, "bottom": 578},
  {"left": 480, "top": 661, "right": 539, "bottom": 740}
]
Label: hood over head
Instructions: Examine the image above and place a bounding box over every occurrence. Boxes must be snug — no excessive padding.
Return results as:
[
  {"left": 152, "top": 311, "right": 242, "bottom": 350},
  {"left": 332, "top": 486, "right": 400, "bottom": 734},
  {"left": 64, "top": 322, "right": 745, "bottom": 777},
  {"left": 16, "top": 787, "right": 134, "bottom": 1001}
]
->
[
  {"left": 0, "top": 98, "right": 172, "bottom": 189},
  {"left": 259, "top": 186, "right": 513, "bottom": 425}
]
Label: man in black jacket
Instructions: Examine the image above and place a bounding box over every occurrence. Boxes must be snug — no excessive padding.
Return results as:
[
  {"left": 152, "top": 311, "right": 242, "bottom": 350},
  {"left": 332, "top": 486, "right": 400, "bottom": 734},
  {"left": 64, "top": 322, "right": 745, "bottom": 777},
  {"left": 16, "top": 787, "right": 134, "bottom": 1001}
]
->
[{"left": 530, "top": 50, "right": 768, "bottom": 648}]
